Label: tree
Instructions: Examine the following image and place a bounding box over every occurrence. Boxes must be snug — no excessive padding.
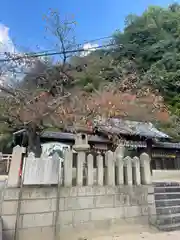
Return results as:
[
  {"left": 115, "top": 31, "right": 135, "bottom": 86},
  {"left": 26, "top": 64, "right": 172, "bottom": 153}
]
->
[
  {"left": 0, "top": 9, "right": 170, "bottom": 157},
  {"left": 0, "top": 10, "right": 77, "bottom": 157},
  {"left": 111, "top": 3, "right": 180, "bottom": 138}
]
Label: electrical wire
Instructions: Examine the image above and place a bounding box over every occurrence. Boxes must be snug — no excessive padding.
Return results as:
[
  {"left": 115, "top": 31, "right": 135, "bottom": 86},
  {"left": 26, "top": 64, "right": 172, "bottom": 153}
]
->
[
  {"left": 0, "top": 42, "right": 119, "bottom": 63},
  {"left": 5, "top": 35, "right": 113, "bottom": 57}
]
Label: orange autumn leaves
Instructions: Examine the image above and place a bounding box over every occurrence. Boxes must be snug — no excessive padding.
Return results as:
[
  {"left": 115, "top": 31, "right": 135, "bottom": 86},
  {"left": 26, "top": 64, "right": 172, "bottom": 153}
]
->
[
  {"left": 53, "top": 88, "right": 169, "bottom": 131},
  {"left": 13, "top": 84, "right": 169, "bottom": 131}
]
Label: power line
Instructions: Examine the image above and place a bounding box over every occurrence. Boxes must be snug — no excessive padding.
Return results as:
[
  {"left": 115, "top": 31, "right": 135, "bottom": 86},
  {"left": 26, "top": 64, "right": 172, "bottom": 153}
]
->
[
  {"left": 0, "top": 42, "right": 118, "bottom": 63},
  {"left": 77, "top": 35, "right": 113, "bottom": 46},
  {"left": 33, "top": 36, "right": 113, "bottom": 55},
  {"left": 0, "top": 35, "right": 113, "bottom": 60}
]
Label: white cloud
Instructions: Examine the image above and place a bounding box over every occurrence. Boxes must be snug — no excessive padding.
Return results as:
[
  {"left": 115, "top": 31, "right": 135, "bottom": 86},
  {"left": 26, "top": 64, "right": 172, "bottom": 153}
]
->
[
  {"left": 0, "top": 23, "right": 17, "bottom": 87},
  {"left": 0, "top": 23, "right": 15, "bottom": 54},
  {"left": 81, "top": 43, "right": 99, "bottom": 57}
]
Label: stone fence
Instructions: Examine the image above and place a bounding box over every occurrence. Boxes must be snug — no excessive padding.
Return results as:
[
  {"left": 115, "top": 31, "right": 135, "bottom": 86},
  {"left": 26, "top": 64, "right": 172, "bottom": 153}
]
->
[
  {"left": 7, "top": 144, "right": 152, "bottom": 188},
  {"left": 1, "top": 185, "right": 156, "bottom": 240},
  {"left": 0, "top": 134, "right": 156, "bottom": 240}
]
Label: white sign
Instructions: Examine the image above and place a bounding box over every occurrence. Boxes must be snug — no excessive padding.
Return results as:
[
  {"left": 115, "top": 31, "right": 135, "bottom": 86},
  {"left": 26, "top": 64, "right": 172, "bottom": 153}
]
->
[{"left": 23, "top": 152, "right": 61, "bottom": 185}]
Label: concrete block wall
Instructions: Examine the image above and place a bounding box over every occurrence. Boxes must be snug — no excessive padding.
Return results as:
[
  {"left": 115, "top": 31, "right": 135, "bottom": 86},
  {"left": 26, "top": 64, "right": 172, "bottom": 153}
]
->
[{"left": 0, "top": 185, "right": 156, "bottom": 240}]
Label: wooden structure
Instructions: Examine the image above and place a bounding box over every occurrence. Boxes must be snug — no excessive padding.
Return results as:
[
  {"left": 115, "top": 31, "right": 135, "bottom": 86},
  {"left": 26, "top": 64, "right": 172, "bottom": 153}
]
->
[
  {"left": 0, "top": 153, "right": 12, "bottom": 174},
  {"left": 12, "top": 118, "right": 180, "bottom": 171}
]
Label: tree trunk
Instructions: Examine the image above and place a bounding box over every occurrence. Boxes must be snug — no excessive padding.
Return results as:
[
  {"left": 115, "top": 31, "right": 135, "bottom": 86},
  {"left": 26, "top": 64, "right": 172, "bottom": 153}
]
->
[{"left": 27, "top": 123, "right": 42, "bottom": 158}]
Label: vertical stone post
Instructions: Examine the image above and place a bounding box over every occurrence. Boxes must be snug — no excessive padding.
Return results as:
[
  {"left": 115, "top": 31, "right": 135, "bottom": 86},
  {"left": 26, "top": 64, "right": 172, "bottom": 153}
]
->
[
  {"left": 147, "top": 186, "right": 157, "bottom": 225},
  {"left": 115, "top": 145, "right": 125, "bottom": 185},
  {"left": 73, "top": 133, "right": 90, "bottom": 186},
  {"left": 140, "top": 153, "right": 152, "bottom": 185},
  {"left": 132, "top": 156, "right": 141, "bottom": 185},
  {"left": 123, "top": 156, "right": 133, "bottom": 185},
  {"left": 97, "top": 153, "right": 103, "bottom": 186},
  {"left": 64, "top": 149, "right": 73, "bottom": 187},
  {"left": 76, "top": 152, "right": 85, "bottom": 186},
  {"left": 8, "top": 146, "right": 25, "bottom": 187},
  {"left": 87, "top": 154, "right": 94, "bottom": 186},
  {"left": 51, "top": 152, "right": 61, "bottom": 184},
  {"left": 105, "top": 151, "right": 115, "bottom": 186}
]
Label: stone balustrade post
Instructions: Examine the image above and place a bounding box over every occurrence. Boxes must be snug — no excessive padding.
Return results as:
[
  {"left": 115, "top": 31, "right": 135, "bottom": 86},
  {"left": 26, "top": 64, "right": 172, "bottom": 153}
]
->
[
  {"left": 8, "top": 146, "right": 26, "bottom": 187},
  {"left": 51, "top": 152, "right": 61, "bottom": 184},
  {"left": 87, "top": 154, "right": 94, "bottom": 186},
  {"left": 105, "top": 151, "right": 115, "bottom": 186},
  {"left": 132, "top": 156, "right": 141, "bottom": 185},
  {"left": 64, "top": 149, "right": 73, "bottom": 187},
  {"left": 76, "top": 152, "right": 85, "bottom": 186},
  {"left": 115, "top": 145, "right": 125, "bottom": 185},
  {"left": 123, "top": 156, "right": 133, "bottom": 185},
  {"left": 140, "top": 153, "right": 152, "bottom": 185},
  {"left": 97, "top": 153, "right": 103, "bottom": 186}
]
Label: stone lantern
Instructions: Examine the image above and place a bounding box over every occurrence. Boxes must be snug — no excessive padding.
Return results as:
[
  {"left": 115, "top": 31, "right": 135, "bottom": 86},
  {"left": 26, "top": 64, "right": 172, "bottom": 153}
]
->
[
  {"left": 73, "top": 133, "right": 90, "bottom": 152},
  {"left": 73, "top": 133, "right": 90, "bottom": 186}
]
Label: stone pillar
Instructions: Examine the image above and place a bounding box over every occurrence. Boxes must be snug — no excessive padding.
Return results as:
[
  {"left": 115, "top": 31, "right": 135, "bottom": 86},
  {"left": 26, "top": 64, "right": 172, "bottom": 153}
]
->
[
  {"left": 8, "top": 146, "right": 25, "bottom": 187},
  {"left": 87, "top": 154, "right": 94, "bottom": 186},
  {"left": 115, "top": 145, "right": 125, "bottom": 185},
  {"left": 51, "top": 152, "right": 61, "bottom": 184},
  {"left": 140, "top": 153, "right": 152, "bottom": 185},
  {"left": 97, "top": 153, "right": 103, "bottom": 186},
  {"left": 123, "top": 156, "right": 133, "bottom": 185},
  {"left": 76, "top": 152, "right": 85, "bottom": 186},
  {"left": 147, "top": 186, "right": 157, "bottom": 225},
  {"left": 64, "top": 149, "right": 73, "bottom": 187},
  {"left": 73, "top": 133, "right": 90, "bottom": 186},
  {"left": 105, "top": 151, "right": 115, "bottom": 186},
  {"left": 132, "top": 156, "right": 141, "bottom": 185}
]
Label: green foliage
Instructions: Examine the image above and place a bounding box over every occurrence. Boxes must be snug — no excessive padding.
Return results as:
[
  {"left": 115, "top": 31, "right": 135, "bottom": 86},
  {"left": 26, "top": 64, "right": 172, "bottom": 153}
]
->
[
  {"left": 3, "top": 3, "right": 180, "bottom": 142},
  {"left": 0, "top": 134, "right": 14, "bottom": 153},
  {"left": 112, "top": 3, "right": 180, "bottom": 128}
]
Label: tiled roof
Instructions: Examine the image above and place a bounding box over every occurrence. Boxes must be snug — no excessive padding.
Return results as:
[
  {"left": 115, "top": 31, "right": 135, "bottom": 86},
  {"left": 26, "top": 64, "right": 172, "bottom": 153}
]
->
[
  {"left": 13, "top": 117, "right": 170, "bottom": 141},
  {"left": 13, "top": 128, "right": 180, "bottom": 150},
  {"left": 41, "top": 131, "right": 110, "bottom": 143},
  {"left": 95, "top": 118, "right": 170, "bottom": 139}
]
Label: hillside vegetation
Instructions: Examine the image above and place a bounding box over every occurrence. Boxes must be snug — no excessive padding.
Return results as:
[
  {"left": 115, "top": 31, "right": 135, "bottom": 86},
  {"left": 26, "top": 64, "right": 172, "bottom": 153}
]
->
[
  {"left": 67, "top": 3, "right": 180, "bottom": 139},
  {"left": 1, "top": 3, "right": 180, "bottom": 154},
  {"left": 16, "top": 3, "right": 180, "bottom": 139}
]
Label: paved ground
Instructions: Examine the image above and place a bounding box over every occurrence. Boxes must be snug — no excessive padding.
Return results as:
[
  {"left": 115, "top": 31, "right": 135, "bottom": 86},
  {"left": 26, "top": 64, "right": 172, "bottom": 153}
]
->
[
  {"left": 93, "top": 231, "right": 180, "bottom": 240},
  {"left": 76, "top": 221, "right": 180, "bottom": 240},
  {"left": 62, "top": 220, "right": 179, "bottom": 240}
]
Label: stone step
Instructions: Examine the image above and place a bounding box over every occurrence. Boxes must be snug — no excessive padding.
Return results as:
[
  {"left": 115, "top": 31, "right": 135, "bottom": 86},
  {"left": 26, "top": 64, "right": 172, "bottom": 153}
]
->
[
  {"left": 154, "top": 182, "right": 180, "bottom": 187},
  {"left": 155, "top": 192, "right": 180, "bottom": 200},
  {"left": 155, "top": 186, "right": 180, "bottom": 194},
  {"left": 156, "top": 205, "right": 180, "bottom": 215},
  {"left": 157, "top": 213, "right": 180, "bottom": 226},
  {"left": 158, "top": 222, "right": 180, "bottom": 231},
  {"left": 155, "top": 198, "right": 180, "bottom": 207}
]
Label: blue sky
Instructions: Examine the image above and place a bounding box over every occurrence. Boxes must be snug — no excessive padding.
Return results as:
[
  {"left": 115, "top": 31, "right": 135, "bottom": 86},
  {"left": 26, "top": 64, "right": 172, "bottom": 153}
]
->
[{"left": 0, "top": 0, "right": 179, "bottom": 52}]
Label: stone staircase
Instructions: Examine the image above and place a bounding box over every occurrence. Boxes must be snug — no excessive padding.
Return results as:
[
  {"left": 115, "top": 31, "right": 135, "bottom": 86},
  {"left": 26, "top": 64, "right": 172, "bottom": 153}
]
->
[{"left": 154, "top": 182, "right": 180, "bottom": 231}]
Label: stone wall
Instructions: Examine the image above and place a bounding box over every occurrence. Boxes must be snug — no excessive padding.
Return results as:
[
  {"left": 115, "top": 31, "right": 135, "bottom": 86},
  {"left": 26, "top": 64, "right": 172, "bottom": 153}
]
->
[
  {"left": 1, "top": 185, "right": 156, "bottom": 240},
  {"left": 1, "top": 136, "right": 156, "bottom": 240}
]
